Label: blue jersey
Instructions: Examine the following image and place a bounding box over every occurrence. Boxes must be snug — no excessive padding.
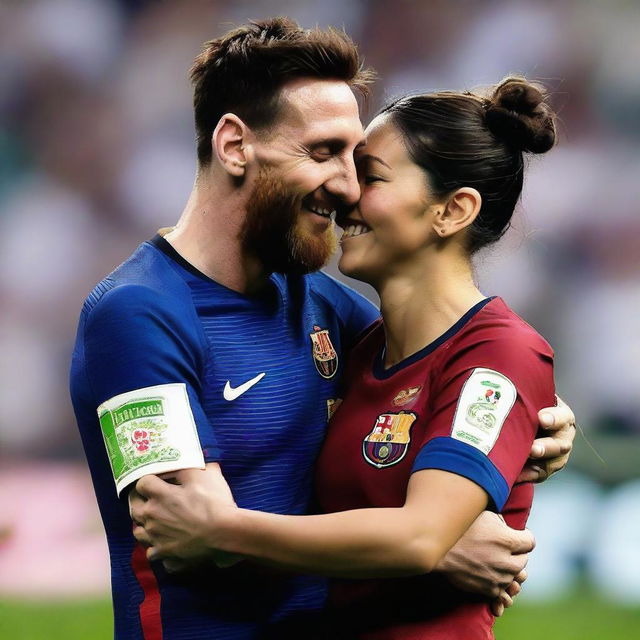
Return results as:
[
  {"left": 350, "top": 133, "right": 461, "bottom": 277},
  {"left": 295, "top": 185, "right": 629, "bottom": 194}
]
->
[{"left": 70, "top": 235, "right": 379, "bottom": 639}]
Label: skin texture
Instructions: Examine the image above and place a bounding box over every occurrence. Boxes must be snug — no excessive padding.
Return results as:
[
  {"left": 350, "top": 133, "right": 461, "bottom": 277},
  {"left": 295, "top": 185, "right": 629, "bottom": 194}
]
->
[{"left": 131, "top": 103, "right": 577, "bottom": 615}]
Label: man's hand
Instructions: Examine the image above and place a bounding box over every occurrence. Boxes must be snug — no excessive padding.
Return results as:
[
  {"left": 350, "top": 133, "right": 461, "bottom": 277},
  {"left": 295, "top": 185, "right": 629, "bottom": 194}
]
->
[
  {"left": 129, "top": 463, "right": 240, "bottom": 567},
  {"left": 436, "top": 512, "right": 534, "bottom": 616},
  {"left": 520, "top": 395, "right": 576, "bottom": 483}
]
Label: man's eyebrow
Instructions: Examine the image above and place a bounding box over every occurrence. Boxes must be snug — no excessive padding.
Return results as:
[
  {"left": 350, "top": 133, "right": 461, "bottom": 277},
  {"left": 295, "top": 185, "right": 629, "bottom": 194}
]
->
[
  {"left": 307, "top": 137, "right": 348, "bottom": 150},
  {"left": 308, "top": 137, "right": 366, "bottom": 151},
  {"left": 356, "top": 153, "right": 392, "bottom": 170}
]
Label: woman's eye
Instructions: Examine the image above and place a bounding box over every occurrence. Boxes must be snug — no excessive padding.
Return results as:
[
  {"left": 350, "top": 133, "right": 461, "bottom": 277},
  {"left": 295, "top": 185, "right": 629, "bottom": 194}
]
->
[{"left": 364, "top": 175, "right": 382, "bottom": 184}]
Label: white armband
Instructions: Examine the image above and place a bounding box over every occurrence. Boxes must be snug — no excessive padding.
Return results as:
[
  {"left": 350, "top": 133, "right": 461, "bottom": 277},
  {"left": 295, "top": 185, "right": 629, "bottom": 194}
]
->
[{"left": 97, "top": 383, "right": 205, "bottom": 496}]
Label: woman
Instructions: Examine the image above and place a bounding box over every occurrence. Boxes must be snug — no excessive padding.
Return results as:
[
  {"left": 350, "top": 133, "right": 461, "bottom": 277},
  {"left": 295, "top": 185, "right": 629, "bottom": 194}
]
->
[{"left": 138, "top": 76, "right": 557, "bottom": 639}]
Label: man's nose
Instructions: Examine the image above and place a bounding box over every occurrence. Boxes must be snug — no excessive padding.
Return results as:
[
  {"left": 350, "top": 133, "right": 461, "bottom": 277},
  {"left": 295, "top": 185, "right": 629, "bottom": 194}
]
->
[{"left": 325, "top": 159, "right": 361, "bottom": 207}]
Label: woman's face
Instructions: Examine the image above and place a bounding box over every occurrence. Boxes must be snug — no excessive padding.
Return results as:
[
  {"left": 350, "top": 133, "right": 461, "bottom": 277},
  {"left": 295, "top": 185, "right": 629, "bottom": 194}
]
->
[{"left": 337, "top": 115, "right": 441, "bottom": 284}]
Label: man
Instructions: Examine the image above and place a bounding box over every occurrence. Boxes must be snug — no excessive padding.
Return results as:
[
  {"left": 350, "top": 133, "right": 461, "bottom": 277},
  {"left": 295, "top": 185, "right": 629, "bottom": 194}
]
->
[{"left": 71, "top": 18, "right": 575, "bottom": 640}]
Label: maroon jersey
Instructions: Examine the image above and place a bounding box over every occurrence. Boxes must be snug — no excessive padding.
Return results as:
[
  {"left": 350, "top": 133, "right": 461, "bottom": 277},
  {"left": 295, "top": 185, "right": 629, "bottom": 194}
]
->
[{"left": 315, "top": 297, "right": 555, "bottom": 639}]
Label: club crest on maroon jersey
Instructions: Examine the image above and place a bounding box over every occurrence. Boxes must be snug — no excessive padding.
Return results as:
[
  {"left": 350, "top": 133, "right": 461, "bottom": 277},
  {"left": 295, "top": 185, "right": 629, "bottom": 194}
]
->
[
  {"left": 362, "top": 411, "right": 417, "bottom": 468},
  {"left": 310, "top": 325, "right": 338, "bottom": 379}
]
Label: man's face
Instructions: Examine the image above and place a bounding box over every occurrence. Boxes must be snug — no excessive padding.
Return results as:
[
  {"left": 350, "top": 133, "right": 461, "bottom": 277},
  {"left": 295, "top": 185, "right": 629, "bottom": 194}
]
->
[{"left": 242, "top": 78, "right": 365, "bottom": 274}]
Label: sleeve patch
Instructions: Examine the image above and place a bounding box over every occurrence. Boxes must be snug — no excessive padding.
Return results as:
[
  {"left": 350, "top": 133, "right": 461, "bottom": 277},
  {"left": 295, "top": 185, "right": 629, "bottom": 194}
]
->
[
  {"left": 97, "top": 383, "right": 205, "bottom": 495},
  {"left": 451, "top": 368, "right": 516, "bottom": 455}
]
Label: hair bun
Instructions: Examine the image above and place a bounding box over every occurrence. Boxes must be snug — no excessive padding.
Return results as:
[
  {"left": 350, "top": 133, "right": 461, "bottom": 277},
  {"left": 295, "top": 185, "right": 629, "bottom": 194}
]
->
[{"left": 485, "top": 77, "right": 556, "bottom": 153}]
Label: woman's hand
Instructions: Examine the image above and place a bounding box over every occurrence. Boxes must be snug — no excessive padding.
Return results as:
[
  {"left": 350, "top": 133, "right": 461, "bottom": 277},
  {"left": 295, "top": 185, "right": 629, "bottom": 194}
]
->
[{"left": 129, "top": 462, "right": 241, "bottom": 567}]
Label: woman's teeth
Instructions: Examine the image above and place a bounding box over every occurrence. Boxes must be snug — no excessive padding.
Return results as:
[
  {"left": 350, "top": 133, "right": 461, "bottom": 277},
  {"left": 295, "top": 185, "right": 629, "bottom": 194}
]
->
[{"left": 341, "top": 224, "right": 370, "bottom": 239}]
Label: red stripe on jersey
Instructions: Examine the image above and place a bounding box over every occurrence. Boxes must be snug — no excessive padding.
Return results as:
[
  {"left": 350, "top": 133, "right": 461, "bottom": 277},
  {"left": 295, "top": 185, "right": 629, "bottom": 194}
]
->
[{"left": 131, "top": 542, "right": 163, "bottom": 640}]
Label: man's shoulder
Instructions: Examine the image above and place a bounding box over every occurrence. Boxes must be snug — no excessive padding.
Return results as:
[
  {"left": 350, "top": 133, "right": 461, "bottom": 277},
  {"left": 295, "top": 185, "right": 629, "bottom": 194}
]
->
[
  {"left": 82, "top": 241, "right": 192, "bottom": 319},
  {"left": 306, "top": 271, "right": 377, "bottom": 314},
  {"left": 303, "top": 271, "right": 379, "bottom": 340}
]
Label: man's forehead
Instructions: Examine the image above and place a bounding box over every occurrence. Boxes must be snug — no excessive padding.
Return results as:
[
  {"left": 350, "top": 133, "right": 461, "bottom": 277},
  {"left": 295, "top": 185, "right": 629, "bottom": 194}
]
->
[{"left": 276, "top": 78, "right": 364, "bottom": 139}]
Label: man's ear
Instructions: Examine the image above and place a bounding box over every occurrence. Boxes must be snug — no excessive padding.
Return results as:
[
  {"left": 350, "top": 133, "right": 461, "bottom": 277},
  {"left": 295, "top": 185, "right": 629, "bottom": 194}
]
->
[
  {"left": 432, "top": 188, "right": 482, "bottom": 238},
  {"left": 212, "top": 113, "right": 252, "bottom": 177}
]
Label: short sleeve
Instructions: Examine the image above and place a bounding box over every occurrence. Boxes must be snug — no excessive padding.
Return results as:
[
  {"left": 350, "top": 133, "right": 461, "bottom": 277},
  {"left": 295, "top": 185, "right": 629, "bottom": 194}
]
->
[
  {"left": 411, "top": 334, "right": 554, "bottom": 511},
  {"left": 82, "top": 284, "right": 221, "bottom": 461}
]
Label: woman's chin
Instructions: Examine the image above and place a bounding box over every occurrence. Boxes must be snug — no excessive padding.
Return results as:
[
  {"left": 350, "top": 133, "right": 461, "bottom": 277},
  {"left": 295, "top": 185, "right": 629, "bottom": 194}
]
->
[{"left": 337, "top": 256, "right": 373, "bottom": 285}]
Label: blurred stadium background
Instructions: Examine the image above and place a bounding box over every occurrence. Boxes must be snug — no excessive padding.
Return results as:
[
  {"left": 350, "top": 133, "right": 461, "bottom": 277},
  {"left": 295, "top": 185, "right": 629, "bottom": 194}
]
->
[{"left": 0, "top": 0, "right": 638, "bottom": 638}]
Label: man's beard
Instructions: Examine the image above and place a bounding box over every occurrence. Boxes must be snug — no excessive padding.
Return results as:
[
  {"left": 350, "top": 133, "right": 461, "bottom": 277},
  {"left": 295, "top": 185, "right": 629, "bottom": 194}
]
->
[{"left": 240, "top": 168, "right": 338, "bottom": 275}]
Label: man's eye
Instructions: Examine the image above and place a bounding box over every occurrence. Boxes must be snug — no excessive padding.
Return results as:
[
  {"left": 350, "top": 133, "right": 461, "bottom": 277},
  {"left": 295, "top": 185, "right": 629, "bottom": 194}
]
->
[{"left": 311, "top": 148, "right": 334, "bottom": 162}]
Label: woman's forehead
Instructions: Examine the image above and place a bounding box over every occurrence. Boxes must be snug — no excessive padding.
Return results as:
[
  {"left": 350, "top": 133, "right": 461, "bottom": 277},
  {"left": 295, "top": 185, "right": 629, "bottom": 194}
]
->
[
  {"left": 363, "top": 113, "right": 391, "bottom": 138},
  {"left": 361, "top": 116, "right": 408, "bottom": 162}
]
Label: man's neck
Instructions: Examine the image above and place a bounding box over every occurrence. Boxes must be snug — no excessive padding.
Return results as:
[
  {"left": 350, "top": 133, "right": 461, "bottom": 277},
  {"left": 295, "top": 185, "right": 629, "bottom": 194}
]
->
[{"left": 164, "top": 173, "right": 269, "bottom": 294}]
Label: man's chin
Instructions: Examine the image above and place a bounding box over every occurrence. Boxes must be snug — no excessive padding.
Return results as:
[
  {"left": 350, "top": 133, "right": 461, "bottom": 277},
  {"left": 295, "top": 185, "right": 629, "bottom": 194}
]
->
[
  {"left": 241, "top": 168, "right": 338, "bottom": 275},
  {"left": 286, "top": 226, "right": 337, "bottom": 274}
]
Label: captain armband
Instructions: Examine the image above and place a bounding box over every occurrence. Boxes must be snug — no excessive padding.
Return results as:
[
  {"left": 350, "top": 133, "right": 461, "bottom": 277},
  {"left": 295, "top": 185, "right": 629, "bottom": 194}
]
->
[{"left": 97, "top": 383, "right": 205, "bottom": 495}]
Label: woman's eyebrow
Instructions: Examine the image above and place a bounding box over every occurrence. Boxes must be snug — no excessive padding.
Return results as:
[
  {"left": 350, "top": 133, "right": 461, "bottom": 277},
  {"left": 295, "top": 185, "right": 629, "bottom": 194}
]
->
[{"left": 356, "top": 153, "right": 392, "bottom": 170}]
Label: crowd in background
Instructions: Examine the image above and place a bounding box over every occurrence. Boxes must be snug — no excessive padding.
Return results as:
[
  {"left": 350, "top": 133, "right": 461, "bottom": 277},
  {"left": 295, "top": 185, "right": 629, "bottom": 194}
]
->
[{"left": 0, "top": 0, "right": 638, "bottom": 602}]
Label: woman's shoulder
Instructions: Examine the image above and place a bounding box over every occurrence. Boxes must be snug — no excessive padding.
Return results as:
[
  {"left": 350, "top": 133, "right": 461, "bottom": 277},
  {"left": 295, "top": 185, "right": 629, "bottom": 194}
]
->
[{"left": 464, "top": 296, "right": 553, "bottom": 355}]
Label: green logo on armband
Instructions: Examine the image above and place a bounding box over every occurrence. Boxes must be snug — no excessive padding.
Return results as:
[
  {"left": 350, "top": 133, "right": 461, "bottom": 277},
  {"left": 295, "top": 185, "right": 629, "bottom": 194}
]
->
[
  {"left": 451, "top": 369, "right": 517, "bottom": 455},
  {"left": 97, "top": 383, "right": 205, "bottom": 495}
]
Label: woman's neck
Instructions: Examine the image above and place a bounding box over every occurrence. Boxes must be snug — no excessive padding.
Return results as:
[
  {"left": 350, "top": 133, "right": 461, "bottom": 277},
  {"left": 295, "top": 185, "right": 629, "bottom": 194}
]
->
[{"left": 375, "top": 252, "right": 485, "bottom": 369}]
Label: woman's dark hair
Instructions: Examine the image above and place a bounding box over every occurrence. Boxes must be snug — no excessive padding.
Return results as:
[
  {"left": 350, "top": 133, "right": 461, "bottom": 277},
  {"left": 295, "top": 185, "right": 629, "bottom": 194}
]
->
[
  {"left": 191, "top": 17, "right": 375, "bottom": 166},
  {"left": 379, "top": 77, "right": 557, "bottom": 252}
]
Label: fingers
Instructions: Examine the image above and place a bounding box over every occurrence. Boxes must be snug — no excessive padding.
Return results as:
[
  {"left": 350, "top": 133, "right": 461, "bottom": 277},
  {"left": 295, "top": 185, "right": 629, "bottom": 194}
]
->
[
  {"left": 516, "top": 462, "right": 548, "bottom": 484},
  {"left": 490, "top": 591, "right": 512, "bottom": 616},
  {"left": 133, "top": 524, "right": 152, "bottom": 547},
  {"left": 514, "top": 567, "right": 528, "bottom": 586},
  {"left": 135, "top": 474, "right": 173, "bottom": 499},
  {"left": 529, "top": 435, "right": 572, "bottom": 460},
  {"left": 129, "top": 487, "right": 152, "bottom": 526},
  {"left": 491, "top": 581, "right": 520, "bottom": 617},
  {"left": 538, "top": 399, "right": 576, "bottom": 434},
  {"left": 506, "top": 580, "right": 522, "bottom": 598},
  {"left": 522, "top": 424, "right": 573, "bottom": 483},
  {"left": 507, "top": 527, "right": 535, "bottom": 555},
  {"left": 128, "top": 487, "right": 145, "bottom": 523},
  {"left": 500, "top": 591, "right": 513, "bottom": 608},
  {"left": 519, "top": 448, "right": 570, "bottom": 483}
]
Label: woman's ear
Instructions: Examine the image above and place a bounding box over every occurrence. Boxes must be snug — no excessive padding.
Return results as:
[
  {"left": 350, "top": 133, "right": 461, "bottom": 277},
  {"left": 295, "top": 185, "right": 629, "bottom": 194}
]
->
[
  {"left": 212, "top": 113, "right": 252, "bottom": 177},
  {"left": 432, "top": 188, "right": 482, "bottom": 238}
]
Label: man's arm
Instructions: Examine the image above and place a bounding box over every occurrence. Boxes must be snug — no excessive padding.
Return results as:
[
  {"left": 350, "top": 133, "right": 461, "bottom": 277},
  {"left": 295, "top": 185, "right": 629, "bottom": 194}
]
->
[
  {"left": 81, "top": 284, "right": 221, "bottom": 492},
  {"left": 435, "top": 396, "right": 576, "bottom": 615}
]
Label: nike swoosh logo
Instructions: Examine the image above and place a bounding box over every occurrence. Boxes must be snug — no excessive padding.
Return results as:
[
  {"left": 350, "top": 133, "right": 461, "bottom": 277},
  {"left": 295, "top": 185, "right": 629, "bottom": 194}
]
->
[{"left": 223, "top": 373, "right": 266, "bottom": 402}]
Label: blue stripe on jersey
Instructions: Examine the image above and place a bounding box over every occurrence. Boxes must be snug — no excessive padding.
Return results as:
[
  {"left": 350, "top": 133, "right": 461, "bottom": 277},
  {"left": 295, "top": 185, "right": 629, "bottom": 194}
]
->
[{"left": 411, "top": 436, "right": 509, "bottom": 511}]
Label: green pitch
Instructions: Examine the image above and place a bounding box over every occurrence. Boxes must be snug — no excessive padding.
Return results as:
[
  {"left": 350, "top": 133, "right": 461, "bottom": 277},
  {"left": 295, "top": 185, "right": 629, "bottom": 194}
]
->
[
  {"left": 1, "top": 589, "right": 638, "bottom": 639},
  {"left": 495, "top": 588, "right": 640, "bottom": 639}
]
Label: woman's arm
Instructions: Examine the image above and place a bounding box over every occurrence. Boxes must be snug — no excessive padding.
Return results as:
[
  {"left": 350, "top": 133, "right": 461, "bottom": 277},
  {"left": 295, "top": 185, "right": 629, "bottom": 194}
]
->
[{"left": 132, "top": 463, "right": 487, "bottom": 578}]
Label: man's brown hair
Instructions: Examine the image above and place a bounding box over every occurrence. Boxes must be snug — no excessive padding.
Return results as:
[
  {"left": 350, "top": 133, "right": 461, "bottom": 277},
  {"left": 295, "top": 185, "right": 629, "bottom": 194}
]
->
[{"left": 190, "top": 17, "right": 375, "bottom": 165}]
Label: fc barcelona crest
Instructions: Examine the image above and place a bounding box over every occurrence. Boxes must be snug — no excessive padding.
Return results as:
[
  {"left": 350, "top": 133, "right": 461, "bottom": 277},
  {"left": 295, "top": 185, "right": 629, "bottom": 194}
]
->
[
  {"left": 362, "top": 411, "right": 417, "bottom": 468},
  {"left": 310, "top": 325, "right": 338, "bottom": 379}
]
